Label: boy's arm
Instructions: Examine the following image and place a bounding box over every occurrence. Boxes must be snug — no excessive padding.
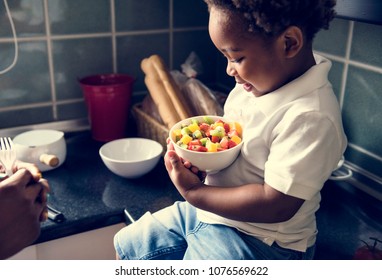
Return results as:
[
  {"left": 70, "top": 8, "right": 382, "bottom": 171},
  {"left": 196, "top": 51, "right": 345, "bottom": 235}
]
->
[{"left": 165, "top": 150, "right": 304, "bottom": 224}]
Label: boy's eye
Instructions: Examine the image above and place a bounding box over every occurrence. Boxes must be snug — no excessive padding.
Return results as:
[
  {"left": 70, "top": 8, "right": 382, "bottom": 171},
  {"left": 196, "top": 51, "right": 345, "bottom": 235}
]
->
[{"left": 230, "top": 57, "right": 243, "bottom": 63}]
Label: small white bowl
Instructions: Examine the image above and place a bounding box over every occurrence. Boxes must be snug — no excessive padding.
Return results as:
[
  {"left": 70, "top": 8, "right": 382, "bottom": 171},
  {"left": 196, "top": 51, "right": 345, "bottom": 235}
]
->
[
  {"left": 99, "top": 138, "right": 163, "bottom": 178},
  {"left": 169, "top": 115, "right": 243, "bottom": 173}
]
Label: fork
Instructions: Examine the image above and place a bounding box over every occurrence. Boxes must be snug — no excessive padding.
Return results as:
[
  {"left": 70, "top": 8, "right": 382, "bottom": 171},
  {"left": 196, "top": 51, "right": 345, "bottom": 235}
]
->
[{"left": 0, "top": 137, "right": 17, "bottom": 177}]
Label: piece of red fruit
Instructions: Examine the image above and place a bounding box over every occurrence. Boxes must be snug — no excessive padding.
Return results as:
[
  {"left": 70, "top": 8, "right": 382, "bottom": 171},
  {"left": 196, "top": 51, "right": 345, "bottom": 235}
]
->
[
  {"left": 228, "top": 140, "right": 237, "bottom": 149},
  {"left": 199, "top": 123, "right": 210, "bottom": 132},
  {"left": 223, "top": 123, "right": 230, "bottom": 133},
  {"left": 188, "top": 145, "right": 208, "bottom": 152},
  {"left": 211, "top": 135, "right": 220, "bottom": 143},
  {"left": 220, "top": 137, "right": 229, "bottom": 149},
  {"left": 189, "top": 139, "right": 202, "bottom": 146}
]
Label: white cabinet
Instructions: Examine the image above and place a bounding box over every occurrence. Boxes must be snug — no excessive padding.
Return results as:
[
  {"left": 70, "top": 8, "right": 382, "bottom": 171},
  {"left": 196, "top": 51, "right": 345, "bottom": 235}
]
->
[{"left": 9, "top": 223, "right": 125, "bottom": 260}]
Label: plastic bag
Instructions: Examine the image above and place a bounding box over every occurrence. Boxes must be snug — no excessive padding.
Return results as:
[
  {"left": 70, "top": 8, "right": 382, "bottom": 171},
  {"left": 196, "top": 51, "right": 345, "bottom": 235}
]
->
[
  {"left": 181, "top": 51, "right": 203, "bottom": 78},
  {"left": 171, "top": 52, "right": 224, "bottom": 116}
]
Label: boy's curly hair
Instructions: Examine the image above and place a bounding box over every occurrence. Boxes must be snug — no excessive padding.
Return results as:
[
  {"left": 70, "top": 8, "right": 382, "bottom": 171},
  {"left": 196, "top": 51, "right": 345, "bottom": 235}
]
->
[{"left": 204, "top": 0, "right": 336, "bottom": 41}]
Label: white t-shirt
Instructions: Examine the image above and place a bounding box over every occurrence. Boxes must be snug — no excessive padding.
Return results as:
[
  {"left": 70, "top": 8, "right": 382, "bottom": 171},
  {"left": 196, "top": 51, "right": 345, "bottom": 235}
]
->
[{"left": 197, "top": 54, "right": 347, "bottom": 252}]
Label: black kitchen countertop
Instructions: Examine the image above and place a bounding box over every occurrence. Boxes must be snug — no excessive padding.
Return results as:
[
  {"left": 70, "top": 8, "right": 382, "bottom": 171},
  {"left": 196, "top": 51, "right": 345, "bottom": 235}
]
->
[
  {"left": 36, "top": 130, "right": 182, "bottom": 244},
  {"left": 36, "top": 130, "right": 382, "bottom": 260}
]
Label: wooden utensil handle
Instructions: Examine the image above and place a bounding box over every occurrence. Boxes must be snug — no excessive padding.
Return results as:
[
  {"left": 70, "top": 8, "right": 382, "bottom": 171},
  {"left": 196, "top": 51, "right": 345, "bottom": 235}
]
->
[{"left": 39, "top": 154, "right": 59, "bottom": 167}]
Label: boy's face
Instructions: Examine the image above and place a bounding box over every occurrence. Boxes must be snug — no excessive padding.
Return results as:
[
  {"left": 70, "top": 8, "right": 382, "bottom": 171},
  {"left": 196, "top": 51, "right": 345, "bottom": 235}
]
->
[{"left": 208, "top": 7, "right": 289, "bottom": 97}]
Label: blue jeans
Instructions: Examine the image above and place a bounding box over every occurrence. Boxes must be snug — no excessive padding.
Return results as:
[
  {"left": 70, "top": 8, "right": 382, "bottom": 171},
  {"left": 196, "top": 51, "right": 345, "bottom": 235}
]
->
[{"left": 114, "top": 201, "right": 315, "bottom": 260}]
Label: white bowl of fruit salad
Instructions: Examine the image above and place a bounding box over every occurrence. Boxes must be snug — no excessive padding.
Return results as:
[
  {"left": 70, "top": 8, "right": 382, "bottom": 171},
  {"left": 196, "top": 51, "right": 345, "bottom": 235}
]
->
[{"left": 169, "top": 115, "right": 243, "bottom": 173}]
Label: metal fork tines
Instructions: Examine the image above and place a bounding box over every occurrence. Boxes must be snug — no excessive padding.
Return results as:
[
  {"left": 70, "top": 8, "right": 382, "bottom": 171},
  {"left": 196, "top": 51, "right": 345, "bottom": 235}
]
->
[{"left": 0, "top": 137, "right": 17, "bottom": 177}]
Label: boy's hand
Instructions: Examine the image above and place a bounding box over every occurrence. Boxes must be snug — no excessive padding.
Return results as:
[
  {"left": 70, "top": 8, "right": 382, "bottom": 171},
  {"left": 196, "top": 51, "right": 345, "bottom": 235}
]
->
[{"left": 164, "top": 138, "right": 206, "bottom": 198}]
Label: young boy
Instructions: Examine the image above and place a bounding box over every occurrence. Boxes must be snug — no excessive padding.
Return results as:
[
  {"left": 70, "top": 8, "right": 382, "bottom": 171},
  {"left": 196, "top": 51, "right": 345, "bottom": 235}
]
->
[{"left": 114, "top": 0, "right": 347, "bottom": 260}]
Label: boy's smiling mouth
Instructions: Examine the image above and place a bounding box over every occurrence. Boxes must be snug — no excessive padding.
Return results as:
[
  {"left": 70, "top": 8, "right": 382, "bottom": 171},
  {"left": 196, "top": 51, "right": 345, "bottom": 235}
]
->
[
  {"left": 238, "top": 82, "right": 253, "bottom": 92},
  {"left": 242, "top": 82, "right": 253, "bottom": 92},
  {"left": 236, "top": 79, "right": 254, "bottom": 92}
]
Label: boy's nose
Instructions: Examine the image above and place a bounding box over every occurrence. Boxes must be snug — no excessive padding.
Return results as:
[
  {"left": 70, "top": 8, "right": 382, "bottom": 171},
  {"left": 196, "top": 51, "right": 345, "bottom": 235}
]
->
[{"left": 226, "top": 62, "right": 237, "bottom": 77}]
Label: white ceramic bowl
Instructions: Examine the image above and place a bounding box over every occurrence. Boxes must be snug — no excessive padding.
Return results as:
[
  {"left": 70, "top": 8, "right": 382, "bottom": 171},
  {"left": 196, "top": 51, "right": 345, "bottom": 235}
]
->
[
  {"left": 99, "top": 138, "right": 163, "bottom": 178},
  {"left": 169, "top": 115, "right": 243, "bottom": 173}
]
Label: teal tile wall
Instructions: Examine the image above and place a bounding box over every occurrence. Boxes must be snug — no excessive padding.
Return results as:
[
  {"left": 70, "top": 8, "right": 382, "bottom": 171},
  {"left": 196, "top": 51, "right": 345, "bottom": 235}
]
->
[
  {"left": 0, "top": 0, "right": 214, "bottom": 128},
  {"left": 48, "top": 0, "right": 111, "bottom": 35},
  {"left": 314, "top": 19, "right": 382, "bottom": 184},
  {"left": 0, "top": 0, "right": 45, "bottom": 38},
  {"left": 351, "top": 22, "right": 382, "bottom": 67},
  {"left": 53, "top": 37, "right": 114, "bottom": 101},
  {"left": 117, "top": 33, "right": 170, "bottom": 90},
  {"left": 115, "top": 0, "right": 169, "bottom": 31}
]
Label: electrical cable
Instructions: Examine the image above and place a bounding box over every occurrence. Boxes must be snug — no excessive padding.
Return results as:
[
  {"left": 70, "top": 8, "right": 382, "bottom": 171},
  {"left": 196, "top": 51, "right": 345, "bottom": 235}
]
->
[{"left": 0, "top": 0, "right": 18, "bottom": 75}]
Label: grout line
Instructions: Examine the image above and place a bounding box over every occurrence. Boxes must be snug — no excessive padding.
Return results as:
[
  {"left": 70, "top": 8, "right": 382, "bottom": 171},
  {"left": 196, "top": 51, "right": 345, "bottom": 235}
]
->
[
  {"left": 43, "top": 0, "right": 58, "bottom": 120},
  {"left": 0, "top": 30, "right": 173, "bottom": 43},
  {"left": 315, "top": 50, "right": 382, "bottom": 75},
  {"left": 46, "top": 33, "right": 113, "bottom": 40},
  {"left": 347, "top": 60, "right": 382, "bottom": 74},
  {"left": 169, "top": 0, "right": 174, "bottom": 69},
  {"left": 0, "top": 102, "right": 55, "bottom": 112},
  {"left": 110, "top": 0, "right": 117, "bottom": 73},
  {"left": 338, "top": 21, "right": 354, "bottom": 108},
  {"left": 0, "top": 27, "right": 208, "bottom": 43},
  {"left": 0, "top": 36, "right": 47, "bottom": 42},
  {"left": 0, "top": 98, "right": 84, "bottom": 113}
]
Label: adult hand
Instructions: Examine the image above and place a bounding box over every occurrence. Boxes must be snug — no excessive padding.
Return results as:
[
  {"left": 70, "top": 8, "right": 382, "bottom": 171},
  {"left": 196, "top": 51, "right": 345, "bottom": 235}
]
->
[{"left": 0, "top": 161, "right": 50, "bottom": 259}]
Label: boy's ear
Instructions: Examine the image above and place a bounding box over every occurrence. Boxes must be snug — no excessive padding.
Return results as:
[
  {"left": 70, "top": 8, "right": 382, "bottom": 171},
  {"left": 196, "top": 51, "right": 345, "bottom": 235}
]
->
[{"left": 281, "top": 26, "right": 304, "bottom": 58}]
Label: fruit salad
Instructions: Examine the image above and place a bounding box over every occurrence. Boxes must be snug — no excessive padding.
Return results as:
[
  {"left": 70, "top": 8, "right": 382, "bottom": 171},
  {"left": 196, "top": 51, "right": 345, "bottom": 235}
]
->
[{"left": 172, "top": 116, "right": 242, "bottom": 152}]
